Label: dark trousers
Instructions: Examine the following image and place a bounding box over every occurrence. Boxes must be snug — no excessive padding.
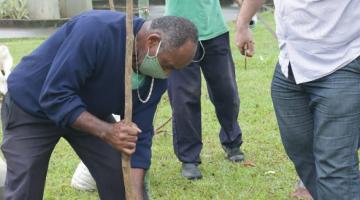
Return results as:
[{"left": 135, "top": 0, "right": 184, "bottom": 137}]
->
[
  {"left": 1, "top": 94, "right": 125, "bottom": 200},
  {"left": 168, "top": 32, "right": 243, "bottom": 164},
  {"left": 271, "top": 59, "right": 360, "bottom": 200}
]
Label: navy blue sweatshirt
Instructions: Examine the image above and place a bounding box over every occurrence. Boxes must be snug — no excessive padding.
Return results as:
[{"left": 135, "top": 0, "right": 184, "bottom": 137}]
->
[{"left": 8, "top": 10, "right": 167, "bottom": 128}]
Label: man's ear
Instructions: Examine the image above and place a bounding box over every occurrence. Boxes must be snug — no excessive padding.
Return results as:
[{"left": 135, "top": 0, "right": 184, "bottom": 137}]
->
[{"left": 146, "top": 33, "right": 161, "bottom": 48}]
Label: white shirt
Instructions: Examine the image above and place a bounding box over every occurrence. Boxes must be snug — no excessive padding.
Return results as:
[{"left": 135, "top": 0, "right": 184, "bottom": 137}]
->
[{"left": 274, "top": 0, "right": 360, "bottom": 83}]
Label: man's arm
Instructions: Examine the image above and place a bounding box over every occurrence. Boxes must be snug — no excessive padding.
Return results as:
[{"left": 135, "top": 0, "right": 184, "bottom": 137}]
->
[
  {"left": 71, "top": 111, "right": 141, "bottom": 155},
  {"left": 235, "top": 0, "right": 264, "bottom": 57}
]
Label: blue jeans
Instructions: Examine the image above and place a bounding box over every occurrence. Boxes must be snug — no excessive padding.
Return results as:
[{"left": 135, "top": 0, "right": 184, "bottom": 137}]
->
[{"left": 271, "top": 58, "right": 360, "bottom": 200}]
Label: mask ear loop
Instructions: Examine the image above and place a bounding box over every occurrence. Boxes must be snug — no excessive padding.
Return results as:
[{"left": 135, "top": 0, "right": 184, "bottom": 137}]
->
[
  {"left": 192, "top": 41, "right": 205, "bottom": 63},
  {"left": 147, "top": 40, "right": 162, "bottom": 59},
  {"left": 134, "top": 34, "right": 155, "bottom": 103}
]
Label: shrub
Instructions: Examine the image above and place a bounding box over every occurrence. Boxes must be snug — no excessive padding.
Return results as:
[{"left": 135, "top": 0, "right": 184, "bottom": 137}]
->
[{"left": 0, "top": 0, "right": 29, "bottom": 19}]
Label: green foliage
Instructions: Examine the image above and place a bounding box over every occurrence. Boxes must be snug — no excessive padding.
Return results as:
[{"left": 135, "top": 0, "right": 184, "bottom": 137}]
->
[
  {"left": 0, "top": 0, "right": 29, "bottom": 19},
  {"left": 0, "top": 12, "right": 305, "bottom": 199}
]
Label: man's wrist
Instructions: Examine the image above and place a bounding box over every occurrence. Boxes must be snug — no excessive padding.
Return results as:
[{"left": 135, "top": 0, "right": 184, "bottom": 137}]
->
[
  {"left": 236, "top": 19, "right": 250, "bottom": 31},
  {"left": 98, "top": 122, "right": 112, "bottom": 141}
]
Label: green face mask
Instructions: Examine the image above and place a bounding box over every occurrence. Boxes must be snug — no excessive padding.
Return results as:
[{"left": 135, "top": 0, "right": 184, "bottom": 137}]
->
[
  {"left": 131, "top": 71, "right": 145, "bottom": 89},
  {"left": 139, "top": 41, "right": 168, "bottom": 79}
]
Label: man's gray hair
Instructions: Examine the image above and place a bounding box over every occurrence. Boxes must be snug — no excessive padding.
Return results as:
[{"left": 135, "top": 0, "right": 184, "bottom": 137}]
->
[{"left": 149, "top": 16, "right": 198, "bottom": 51}]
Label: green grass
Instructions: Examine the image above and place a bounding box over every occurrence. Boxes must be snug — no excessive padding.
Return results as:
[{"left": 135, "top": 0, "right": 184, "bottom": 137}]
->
[{"left": 0, "top": 12, "right": 299, "bottom": 199}]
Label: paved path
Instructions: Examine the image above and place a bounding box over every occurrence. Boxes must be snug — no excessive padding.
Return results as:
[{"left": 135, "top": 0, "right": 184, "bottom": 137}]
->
[
  {"left": 0, "top": 5, "right": 239, "bottom": 39},
  {"left": 0, "top": 27, "right": 56, "bottom": 39}
]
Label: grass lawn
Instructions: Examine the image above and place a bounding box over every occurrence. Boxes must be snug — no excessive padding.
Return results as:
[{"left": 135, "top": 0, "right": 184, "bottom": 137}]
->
[{"left": 0, "top": 11, "right": 300, "bottom": 199}]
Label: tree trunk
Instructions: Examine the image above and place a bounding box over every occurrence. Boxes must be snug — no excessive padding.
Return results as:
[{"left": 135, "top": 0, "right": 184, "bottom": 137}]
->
[
  {"left": 27, "top": 0, "right": 60, "bottom": 19},
  {"left": 59, "top": 0, "right": 93, "bottom": 18}
]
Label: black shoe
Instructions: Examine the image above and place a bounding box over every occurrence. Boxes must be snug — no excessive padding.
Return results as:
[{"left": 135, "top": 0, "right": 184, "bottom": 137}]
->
[
  {"left": 223, "top": 146, "right": 245, "bottom": 162},
  {"left": 181, "top": 163, "right": 202, "bottom": 180}
]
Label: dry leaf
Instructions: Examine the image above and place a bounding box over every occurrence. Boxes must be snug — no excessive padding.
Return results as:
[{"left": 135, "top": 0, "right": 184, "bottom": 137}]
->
[{"left": 242, "top": 160, "right": 256, "bottom": 167}]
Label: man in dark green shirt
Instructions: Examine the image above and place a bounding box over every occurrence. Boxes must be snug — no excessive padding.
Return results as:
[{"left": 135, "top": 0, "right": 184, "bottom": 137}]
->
[{"left": 166, "top": 0, "right": 245, "bottom": 179}]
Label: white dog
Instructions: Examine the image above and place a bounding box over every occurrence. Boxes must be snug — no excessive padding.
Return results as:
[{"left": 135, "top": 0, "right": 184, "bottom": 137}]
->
[{"left": 0, "top": 45, "right": 13, "bottom": 95}]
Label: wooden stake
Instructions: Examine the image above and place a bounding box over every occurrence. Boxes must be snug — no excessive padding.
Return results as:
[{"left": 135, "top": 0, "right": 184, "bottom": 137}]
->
[
  {"left": 109, "top": 0, "right": 115, "bottom": 11},
  {"left": 123, "top": 0, "right": 135, "bottom": 199},
  {"left": 138, "top": 0, "right": 150, "bottom": 19}
]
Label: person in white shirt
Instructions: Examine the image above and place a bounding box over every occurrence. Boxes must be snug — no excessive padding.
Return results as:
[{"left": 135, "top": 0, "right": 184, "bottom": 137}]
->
[
  {"left": 0, "top": 44, "right": 12, "bottom": 200},
  {"left": 0, "top": 45, "right": 12, "bottom": 95},
  {"left": 236, "top": 1, "right": 360, "bottom": 199}
]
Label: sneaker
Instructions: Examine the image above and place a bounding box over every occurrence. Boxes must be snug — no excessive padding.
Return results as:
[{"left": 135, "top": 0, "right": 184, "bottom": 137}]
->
[
  {"left": 223, "top": 146, "right": 245, "bottom": 162},
  {"left": 181, "top": 163, "right": 202, "bottom": 180}
]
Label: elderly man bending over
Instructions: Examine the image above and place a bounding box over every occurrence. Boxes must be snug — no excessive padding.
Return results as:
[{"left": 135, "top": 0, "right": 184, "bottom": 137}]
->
[{"left": 1, "top": 10, "right": 197, "bottom": 200}]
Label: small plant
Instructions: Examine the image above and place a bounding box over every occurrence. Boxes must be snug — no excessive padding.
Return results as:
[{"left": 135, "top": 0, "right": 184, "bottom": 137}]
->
[{"left": 0, "top": 0, "right": 29, "bottom": 19}]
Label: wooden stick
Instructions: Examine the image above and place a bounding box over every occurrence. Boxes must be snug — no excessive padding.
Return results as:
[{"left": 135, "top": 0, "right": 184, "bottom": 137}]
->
[
  {"left": 154, "top": 116, "right": 172, "bottom": 135},
  {"left": 109, "top": 0, "right": 115, "bottom": 11},
  {"left": 123, "top": 0, "right": 135, "bottom": 199}
]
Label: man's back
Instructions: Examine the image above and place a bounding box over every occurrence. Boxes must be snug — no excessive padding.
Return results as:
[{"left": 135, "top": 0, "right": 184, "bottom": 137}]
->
[{"left": 8, "top": 10, "right": 145, "bottom": 127}]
